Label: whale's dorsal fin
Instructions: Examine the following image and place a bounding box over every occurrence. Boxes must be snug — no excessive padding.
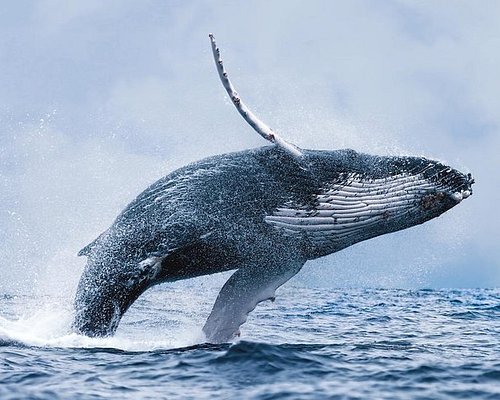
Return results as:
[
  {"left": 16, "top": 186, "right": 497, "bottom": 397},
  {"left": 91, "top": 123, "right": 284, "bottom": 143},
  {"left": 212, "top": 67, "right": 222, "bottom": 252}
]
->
[
  {"left": 77, "top": 231, "right": 107, "bottom": 257},
  {"left": 77, "top": 243, "right": 93, "bottom": 257},
  {"left": 209, "top": 34, "right": 303, "bottom": 159}
]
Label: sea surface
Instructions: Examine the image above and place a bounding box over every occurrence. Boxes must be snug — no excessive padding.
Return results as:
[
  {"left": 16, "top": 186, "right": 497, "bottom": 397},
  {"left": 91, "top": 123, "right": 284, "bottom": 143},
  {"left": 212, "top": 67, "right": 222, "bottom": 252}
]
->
[{"left": 1, "top": 284, "right": 499, "bottom": 399}]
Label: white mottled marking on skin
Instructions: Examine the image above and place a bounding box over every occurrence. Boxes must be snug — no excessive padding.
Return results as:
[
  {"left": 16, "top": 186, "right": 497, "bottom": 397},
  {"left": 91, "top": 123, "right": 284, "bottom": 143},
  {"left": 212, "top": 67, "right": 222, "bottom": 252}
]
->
[
  {"left": 126, "top": 256, "right": 164, "bottom": 288},
  {"left": 450, "top": 189, "right": 471, "bottom": 202},
  {"left": 451, "top": 192, "right": 463, "bottom": 202}
]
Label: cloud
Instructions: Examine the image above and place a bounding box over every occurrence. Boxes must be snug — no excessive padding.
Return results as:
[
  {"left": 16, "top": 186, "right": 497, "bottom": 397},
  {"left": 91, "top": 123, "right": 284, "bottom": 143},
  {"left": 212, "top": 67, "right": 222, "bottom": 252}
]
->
[{"left": 34, "top": 0, "right": 112, "bottom": 30}]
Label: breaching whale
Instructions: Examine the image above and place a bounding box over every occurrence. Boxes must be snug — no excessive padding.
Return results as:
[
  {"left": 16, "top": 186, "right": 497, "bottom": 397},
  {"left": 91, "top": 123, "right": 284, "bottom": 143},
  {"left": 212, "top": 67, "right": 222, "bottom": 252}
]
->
[{"left": 73, "top": 34, "right": 474, "bottom": 343}]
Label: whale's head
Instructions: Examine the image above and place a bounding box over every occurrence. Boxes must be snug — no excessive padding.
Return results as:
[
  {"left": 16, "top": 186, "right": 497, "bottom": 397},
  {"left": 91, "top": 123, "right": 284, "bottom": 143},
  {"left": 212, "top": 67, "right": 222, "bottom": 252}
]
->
[
  {"left": 265, "top": 149, "right": 474, "bottom": 258},
  {"left": 349, "top": 151, "right": 475, "bottom": 222}
]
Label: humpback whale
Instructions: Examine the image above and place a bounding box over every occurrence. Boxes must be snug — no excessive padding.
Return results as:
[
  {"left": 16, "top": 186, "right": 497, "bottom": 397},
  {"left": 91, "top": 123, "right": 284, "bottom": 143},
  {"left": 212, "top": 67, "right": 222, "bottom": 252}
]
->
[{"left": 73, "top": 35, "right": 474, "bottom": 343}]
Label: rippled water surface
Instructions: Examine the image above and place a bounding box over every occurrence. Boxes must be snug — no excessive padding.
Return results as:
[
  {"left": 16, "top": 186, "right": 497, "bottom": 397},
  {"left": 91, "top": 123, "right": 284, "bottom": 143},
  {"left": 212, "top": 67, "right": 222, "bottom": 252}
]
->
[{"left": 1, "top": 286, "right": 499, "bottom": 399}]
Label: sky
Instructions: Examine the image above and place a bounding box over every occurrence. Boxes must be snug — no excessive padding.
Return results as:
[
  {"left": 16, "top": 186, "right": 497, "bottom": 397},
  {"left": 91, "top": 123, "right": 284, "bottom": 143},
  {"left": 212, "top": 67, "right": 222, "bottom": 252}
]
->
[{"left": 0, "top": 0, "right": 499, "bottom": 295}]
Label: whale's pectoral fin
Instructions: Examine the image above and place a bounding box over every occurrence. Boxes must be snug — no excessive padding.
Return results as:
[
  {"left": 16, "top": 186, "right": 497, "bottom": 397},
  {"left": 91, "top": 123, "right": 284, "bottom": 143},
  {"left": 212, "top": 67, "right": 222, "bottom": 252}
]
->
[
  {"left": 202, "top": 260, "right": 304, "bottom": 343},
  {"left": 208, "top": 34, "right": 302, "bottom": 159}
]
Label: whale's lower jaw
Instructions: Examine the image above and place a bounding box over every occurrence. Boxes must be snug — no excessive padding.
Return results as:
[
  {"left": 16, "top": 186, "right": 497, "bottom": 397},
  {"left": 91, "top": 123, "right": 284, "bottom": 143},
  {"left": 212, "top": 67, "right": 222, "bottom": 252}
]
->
[{"left": 264, "top": 170, "right": 469, "bottom": 258}]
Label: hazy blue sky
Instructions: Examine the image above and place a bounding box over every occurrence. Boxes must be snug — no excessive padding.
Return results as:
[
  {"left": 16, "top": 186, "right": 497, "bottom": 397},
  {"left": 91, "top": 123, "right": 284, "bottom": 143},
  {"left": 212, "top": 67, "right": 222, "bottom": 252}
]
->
[{"left": 0, "top": 0, "right": 498, "bottom": 295}]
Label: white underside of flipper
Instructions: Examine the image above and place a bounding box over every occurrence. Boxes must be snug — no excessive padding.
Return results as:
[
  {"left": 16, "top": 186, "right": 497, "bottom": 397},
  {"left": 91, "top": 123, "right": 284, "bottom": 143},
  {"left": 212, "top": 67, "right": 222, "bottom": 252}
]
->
[{"left": 202, "top": 261, "right": 304, "bottom": 343}]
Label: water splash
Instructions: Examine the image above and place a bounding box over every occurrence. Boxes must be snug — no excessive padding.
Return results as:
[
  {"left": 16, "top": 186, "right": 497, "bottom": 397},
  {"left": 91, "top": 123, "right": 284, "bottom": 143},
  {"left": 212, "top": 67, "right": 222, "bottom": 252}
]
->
[{"left": 0, "top": 282, "right": 217, "bottom": 351}]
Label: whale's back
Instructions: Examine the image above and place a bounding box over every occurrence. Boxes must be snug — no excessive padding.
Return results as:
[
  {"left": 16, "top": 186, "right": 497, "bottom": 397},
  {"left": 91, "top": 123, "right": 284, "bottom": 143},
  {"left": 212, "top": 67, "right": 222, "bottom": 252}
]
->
[{"left": 77, "top": 147, "right": 309, "bottom": 261}]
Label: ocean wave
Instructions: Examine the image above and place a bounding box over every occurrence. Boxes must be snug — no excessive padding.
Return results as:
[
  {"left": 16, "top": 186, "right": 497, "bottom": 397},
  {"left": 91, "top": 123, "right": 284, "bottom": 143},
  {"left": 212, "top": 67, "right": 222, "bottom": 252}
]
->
[{"left": 1, "top": 287, "right": 499, "bottom": 399}]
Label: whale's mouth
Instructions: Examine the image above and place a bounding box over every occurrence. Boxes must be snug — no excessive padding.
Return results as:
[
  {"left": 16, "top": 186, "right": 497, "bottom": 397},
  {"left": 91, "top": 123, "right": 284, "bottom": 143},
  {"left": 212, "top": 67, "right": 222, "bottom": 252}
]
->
[
  {"left": 421, "top": 188, "right": 472, "bottom": 210},
  {"left": 446, "top": 171, "right": 474, "bottom": 202},
  {"left": 420, "top": 170, "right": 474, "bottom": 211}
]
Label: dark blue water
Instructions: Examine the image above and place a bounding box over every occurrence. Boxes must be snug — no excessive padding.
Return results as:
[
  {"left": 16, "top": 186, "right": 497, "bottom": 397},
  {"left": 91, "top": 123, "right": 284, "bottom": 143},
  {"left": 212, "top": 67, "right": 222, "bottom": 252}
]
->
[{"left": 1, "top": 285, "right": 499, "bottom": 399}]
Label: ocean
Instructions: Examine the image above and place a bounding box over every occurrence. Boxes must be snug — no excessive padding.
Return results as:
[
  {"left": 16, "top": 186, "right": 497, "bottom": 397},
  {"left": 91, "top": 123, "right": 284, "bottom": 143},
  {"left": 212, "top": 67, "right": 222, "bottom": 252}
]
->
[{"left": 1, "top": 283, "right": 499, "bottom": 399}]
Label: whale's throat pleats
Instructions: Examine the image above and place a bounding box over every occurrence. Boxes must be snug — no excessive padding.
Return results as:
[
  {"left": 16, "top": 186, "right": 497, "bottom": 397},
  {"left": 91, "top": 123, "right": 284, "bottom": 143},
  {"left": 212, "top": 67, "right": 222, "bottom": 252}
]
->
[{"left": 265, "top": 173, "right": 435, "bottom": 255}]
